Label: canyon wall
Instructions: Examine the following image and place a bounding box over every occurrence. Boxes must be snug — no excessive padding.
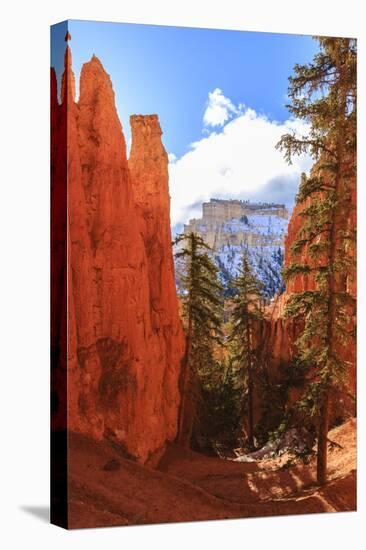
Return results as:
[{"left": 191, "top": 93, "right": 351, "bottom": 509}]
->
[
  {"left": 185, "top": 199, "right": 288, "bottom": 249},
  {"left": 51, "top": 40, "right": 185, "bottom": 463},
  {"left": 260, "top": 159, "right": 356, "bottom": 421}
]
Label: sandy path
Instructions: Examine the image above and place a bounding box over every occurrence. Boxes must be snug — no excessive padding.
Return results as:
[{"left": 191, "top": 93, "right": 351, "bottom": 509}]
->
[{"left": 67, "top": 418, "right": 356, "bottom": 528}]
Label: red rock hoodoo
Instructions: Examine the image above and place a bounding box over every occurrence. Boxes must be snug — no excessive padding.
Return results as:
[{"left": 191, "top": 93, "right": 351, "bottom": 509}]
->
[{"left": 51, "top": 43, "right": 185, "bottom": 463}]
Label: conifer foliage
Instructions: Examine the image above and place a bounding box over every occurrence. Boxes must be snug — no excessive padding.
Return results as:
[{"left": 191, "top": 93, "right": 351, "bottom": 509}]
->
[
  {"left": 174, "top": 232, "right": 223, "bottom": 447},
  {"left": 193, "top": 355, "right": 244, "bottom": 451},
  {"left": 230, "top": 254, "right": 263, "bottom": 450},
  {"left": 277, "top": 38, "right": 356, "bottom": 484}
]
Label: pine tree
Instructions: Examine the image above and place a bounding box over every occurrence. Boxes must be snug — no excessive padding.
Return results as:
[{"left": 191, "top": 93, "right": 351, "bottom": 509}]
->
[
  {"left": 277, "top": 38, "right": 356, "bottom": 485},
  {"left": 230, "top": 253, "right": 263, "bottom": 450},
  {"left": 194, "top": 354, "right": 245, "bottom": 451},
  {"left": 174, "top": 232, "right": 223, "bottom": 447}
]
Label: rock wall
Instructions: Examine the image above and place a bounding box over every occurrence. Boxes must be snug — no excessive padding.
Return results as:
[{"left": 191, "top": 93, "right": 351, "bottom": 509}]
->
[
  {"left": 260, "top": 158, "right": 356, "bottom": 420},
  {"left": 200, "top": 199, "right": 288, "bottom": 225},
  {"left": 184, "top": 199, "right": 288, "bottom": 250},
  {"left": 51, "top": 40, "right": 185, "bottom": 463}
]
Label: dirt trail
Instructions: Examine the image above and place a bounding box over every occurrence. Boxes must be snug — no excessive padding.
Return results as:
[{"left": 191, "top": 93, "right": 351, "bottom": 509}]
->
[{"left": 67, "top": 418, "right": 356, "bottom": 528}]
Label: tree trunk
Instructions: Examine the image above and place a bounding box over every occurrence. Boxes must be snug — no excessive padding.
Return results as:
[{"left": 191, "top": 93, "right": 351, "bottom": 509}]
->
[
  {"left": 317, "top": 392, "right": 329, "bottom": 485},
  {"left": 177, "top": 315, "right": 193, "bottom": 447},
  {"left": 177, "top": 235, "right": 196, "bottom": 448},
  {"left": 247, "top": 369, "right": 254, "bottom": 450},
  {"left": 246, "top": 321, "right": 254, "bottom": 450},
  {"left": 316, "top": 44, "right": 347, "bottom": 485}
]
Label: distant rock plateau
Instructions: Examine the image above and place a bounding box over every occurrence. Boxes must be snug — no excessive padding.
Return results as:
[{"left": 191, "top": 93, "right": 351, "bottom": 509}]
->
[{"left": 177, "top": 198, "right": 289, "bottom": 298}]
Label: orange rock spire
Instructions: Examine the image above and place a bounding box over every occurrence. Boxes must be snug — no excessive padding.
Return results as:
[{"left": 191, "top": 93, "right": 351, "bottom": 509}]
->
[
  {"left": 61, "top": 31, "right": 75, "bottom": 102},
  {"left": 51, "top": 43, "right": 185, "bottom": 463}
]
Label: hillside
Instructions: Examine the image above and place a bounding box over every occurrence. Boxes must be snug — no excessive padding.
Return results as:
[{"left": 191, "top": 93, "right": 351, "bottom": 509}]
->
[{"left": 67, "top": 418, "right": 356, "bottom": 528}]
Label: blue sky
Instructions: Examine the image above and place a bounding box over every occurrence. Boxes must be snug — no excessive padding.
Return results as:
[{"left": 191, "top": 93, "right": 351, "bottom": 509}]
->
[{"left": 51, "top": 20, "right": 317, "bottom": 229}]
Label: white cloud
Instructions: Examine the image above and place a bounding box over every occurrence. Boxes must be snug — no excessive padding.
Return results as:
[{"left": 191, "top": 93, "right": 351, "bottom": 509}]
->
[
  {"left": 168, "top": 152, "right": 177, "bottom": 163},
  {"left": 203, "top": 88, "right": 242, "bottom": 128},
  {"left": 169, "top": 93, "right": 312, "bottom": 228}
]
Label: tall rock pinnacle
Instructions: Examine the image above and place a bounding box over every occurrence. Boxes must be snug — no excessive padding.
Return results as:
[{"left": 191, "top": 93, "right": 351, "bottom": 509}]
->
[
  {"left": 61, "top": 32, "right": 75, "bottom": 102},
  {"left": 51, "top": 42, "right": 185, "bottom": 463}
]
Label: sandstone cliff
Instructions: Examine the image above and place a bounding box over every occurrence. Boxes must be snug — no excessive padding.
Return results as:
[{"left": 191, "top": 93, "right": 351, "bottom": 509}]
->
[
  {"left": 260, "top": 158, "right": 356, "bottom": 421},
  {"left": 51, "top": 40, "right": 185, "bottom": 463}
]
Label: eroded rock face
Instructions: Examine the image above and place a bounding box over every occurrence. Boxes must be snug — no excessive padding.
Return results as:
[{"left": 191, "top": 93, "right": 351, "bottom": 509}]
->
[
  {"left": 260, "top": 159, "right": 356, "bottom": 420},
  {"left": 51, "top": 45, "right": 185, "bottom": 463}
]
